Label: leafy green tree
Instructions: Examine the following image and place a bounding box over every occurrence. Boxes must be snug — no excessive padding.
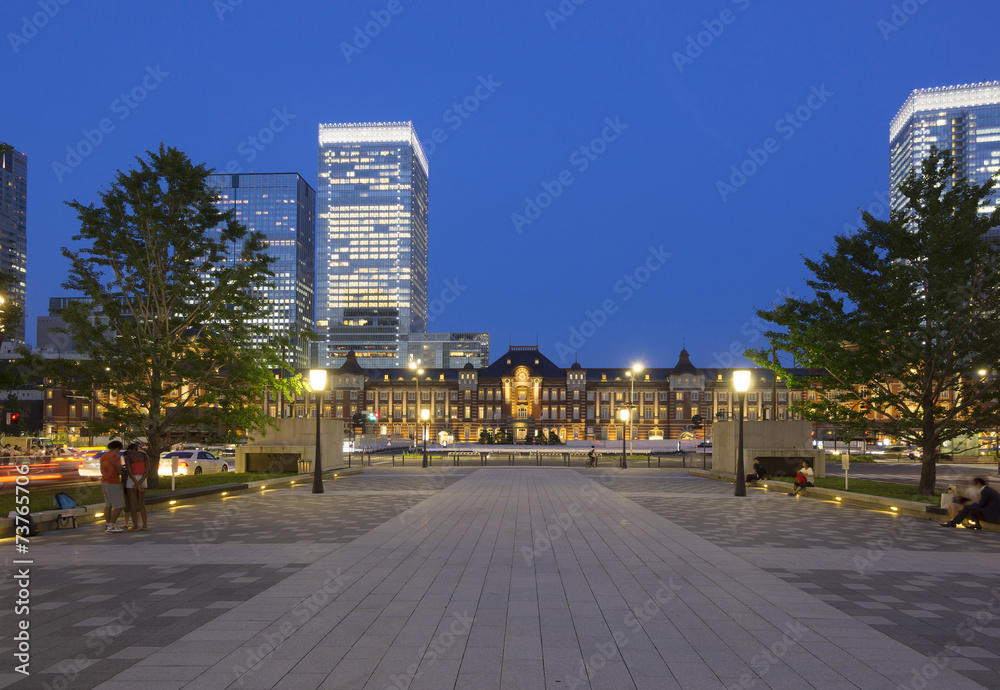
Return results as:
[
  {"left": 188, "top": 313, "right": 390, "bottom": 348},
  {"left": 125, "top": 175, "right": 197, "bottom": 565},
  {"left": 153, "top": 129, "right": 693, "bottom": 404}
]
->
[
  {"left": 548, "top": 430, "right": 561, "bottom": 445},
  {"left": 749, "top": 148, "right": 1000, "bottom": 494},
  {"left": 479, "top": 429, "right": 493, "bottom": 445},
  {"left": 48, "top": 145, "right": 303, "bottom": 488}
]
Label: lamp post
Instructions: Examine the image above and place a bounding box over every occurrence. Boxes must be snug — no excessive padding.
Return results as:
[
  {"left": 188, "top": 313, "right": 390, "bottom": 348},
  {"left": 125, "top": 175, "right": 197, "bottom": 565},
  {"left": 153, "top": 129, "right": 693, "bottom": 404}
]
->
[
  {"left": 421, "top": 408, "right": 430, "bottom": 468},
  {"left": 618, "top": 407, "right": 629, "bottom": 469},
  {"left": 733, "top": 370, "right": 751, "bottom": 497},
  {"left": 409, "top": 358, "right": 422, "bottom": 449},
  {"left": 625, "top": 363, "right": 642, "bottom": 455},
  {"left": 309, "top": 369, "right": 327, "bottom": 494}
]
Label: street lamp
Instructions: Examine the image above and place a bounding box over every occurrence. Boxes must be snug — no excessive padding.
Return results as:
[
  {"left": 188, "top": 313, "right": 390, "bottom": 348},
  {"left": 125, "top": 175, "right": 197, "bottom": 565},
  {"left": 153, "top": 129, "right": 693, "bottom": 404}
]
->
[
  {"left": 409, "top": 358, "right": 423, "bottom": 449},
  {"left": 733, "top": 370, "right": 751, "bottom": 497},
  {"left": 309, "top": 369, "right": 327, "bottom": 494},
  {"left": 625, "top": 363, "right": 642, "bottom": 455},
  {"left": 618, "top": 407, "right": 629, "bottom": 469},
  {"left": 421, "top": 408, "right": 430, "bottom": 468}
]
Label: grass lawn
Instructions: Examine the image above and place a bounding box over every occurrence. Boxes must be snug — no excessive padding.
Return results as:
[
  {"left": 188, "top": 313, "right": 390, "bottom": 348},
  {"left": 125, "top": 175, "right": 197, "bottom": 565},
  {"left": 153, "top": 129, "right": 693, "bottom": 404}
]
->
[
  {"left": 767, "top": 476, "right": 942, "bottom": 505},
  {"left": 0, "top": 472, "right": 297, "bottom": 518}
]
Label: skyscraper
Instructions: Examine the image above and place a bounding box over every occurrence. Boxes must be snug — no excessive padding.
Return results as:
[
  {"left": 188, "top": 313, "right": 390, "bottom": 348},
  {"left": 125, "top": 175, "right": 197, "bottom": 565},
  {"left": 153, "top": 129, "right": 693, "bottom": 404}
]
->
[
  {"left": 890, "top": 82, "right": 1000, "bottom": 241},
  {"left": 0, "top": 145, "right": 27, "bottom": 343},
  {"left": 206, "top": 172, "right": 315, "bottom": 368},
  {"left": 316, "top": 122, "right": 429, "bottom": 368}
]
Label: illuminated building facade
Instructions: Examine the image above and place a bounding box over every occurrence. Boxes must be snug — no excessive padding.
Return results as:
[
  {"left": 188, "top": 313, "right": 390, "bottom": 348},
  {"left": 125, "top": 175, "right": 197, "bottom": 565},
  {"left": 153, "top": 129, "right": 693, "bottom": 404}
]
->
[
  {"left": 404, "top": 332, "right": 490, "bottom": 369},
  {"left": 0, "top": 146, "right": 27, "bottom": 343},
  {"left": 264, "top": 346, "right": 822, "bottom": 445},
  {"left": 891, "top": 82, "right": 1000, "bottom": 242},
  {"left": 316, "top": 122, "right": 429, "bottom": 368},
  {"left": 206, "top": 173, "right": 315, "bottom": 368}
]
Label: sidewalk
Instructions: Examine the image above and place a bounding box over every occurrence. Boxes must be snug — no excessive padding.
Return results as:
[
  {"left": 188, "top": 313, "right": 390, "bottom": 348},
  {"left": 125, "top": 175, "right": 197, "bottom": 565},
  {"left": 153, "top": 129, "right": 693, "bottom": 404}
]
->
[{"left": 1, "top": 467, "right": 997, "bottom": 689}]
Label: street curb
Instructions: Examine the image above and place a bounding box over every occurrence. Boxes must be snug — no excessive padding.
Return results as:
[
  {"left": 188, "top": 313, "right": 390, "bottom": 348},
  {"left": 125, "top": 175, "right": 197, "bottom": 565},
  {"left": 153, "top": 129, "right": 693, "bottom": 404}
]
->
[
  {"left": 0, "top": 467, "right": 363, "bottom": 538},
  {"left": 688, "top": 468, "right": 976, "bottom": 525}
]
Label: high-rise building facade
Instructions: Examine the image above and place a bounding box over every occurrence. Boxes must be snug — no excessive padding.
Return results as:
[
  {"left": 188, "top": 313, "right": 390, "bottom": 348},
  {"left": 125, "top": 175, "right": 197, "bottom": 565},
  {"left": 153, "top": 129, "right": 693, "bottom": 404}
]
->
[
  {"left": 0, "top": 146, "right": 27, "bottom": 343},
  {"left": 890, "top": 82, "right": 1000, "bottom": 241},
  {"left": 206, "top": 173, "right": 315, "bottom": 368},
  {"left": 404, "top": 332, "right": 491, "bottom": 369},
  {"left": 316, "top": 122, "right": 429, "bottom": 368}
]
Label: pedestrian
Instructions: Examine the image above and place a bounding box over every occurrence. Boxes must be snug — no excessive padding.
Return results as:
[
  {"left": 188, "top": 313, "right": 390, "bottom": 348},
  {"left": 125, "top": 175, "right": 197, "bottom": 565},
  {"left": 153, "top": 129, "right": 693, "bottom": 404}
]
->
[
  {"left": 746, "top": 459, "right": 769, "bottom": 485},
  {"left": 123, "top": 442, "right": 149, "bottom": 531},
  {"left": 100, "top": 440, "right": 126, "bottom": 533},
  {"left": 788, "top": 460, "right": 814, "bottom": 496},
  {"left": 587, "top": 445, "right": 597, "bottom": 468},
  {"left": 940, "top": 477, "right": 1000, "bottom": 528}
]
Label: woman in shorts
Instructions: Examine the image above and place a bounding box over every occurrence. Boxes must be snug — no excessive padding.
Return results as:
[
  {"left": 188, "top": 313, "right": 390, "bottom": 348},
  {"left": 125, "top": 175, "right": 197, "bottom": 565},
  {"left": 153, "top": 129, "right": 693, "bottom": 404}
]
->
[{"left": 123, "top": 442, "right": 149, "bottom": 531}]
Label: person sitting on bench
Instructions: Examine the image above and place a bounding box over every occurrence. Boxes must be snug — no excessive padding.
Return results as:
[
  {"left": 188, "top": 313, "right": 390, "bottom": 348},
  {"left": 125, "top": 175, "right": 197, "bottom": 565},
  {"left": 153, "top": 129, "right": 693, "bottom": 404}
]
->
[
  {"left": 788, "top": 460, "right": 814, "bottom": 496},
  {"left": 941, "top": 477, "right": 1000, "bottom": 528},
  {"left": 745, "top": 459, "right": 769, "bottom": 485}
]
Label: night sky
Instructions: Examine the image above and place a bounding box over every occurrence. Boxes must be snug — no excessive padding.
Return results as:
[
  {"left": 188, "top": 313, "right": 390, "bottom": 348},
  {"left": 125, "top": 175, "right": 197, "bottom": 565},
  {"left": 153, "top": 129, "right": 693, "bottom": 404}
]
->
[{"left": 4, "top": 0, "right": 997, "bottom": 370}]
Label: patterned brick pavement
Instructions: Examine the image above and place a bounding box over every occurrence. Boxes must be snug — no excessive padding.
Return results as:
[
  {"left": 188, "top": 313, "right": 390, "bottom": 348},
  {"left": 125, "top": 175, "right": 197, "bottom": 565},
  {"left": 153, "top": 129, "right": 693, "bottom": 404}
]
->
[{"left": 0, "top": 466, "right": 996, "bottom": 689}]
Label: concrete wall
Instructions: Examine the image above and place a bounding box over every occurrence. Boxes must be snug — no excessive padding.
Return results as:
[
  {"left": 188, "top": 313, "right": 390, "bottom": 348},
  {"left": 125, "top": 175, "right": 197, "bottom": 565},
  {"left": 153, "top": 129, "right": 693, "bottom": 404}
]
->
[
  {"left": 713, "top": 420, "right": 824, "bottom": 477},
  {"left": 237, "top": 419, "right": 344, "bottom": 472}
]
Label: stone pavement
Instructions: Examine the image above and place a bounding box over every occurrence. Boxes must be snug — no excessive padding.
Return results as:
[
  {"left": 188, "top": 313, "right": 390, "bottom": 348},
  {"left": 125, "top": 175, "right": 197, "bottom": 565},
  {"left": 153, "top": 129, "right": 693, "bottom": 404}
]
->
[{"left": 0, "top": 467, "right": 998, "bottom": 689}]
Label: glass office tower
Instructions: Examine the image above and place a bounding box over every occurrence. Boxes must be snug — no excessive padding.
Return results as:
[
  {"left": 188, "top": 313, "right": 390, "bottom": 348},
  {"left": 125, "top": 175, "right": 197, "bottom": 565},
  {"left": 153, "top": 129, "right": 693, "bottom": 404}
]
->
[
  {"left": 316, "top": 122, "right": 429, "bottom": 368},
  {"left": 206, "top": 173, "right": 315, "bottom": 368},
  {"left": 0, "top": 146, "right": 27, "bottom": 343},
  {"left": 891, "top": 82, "right": 1000, "bottom": 242}
]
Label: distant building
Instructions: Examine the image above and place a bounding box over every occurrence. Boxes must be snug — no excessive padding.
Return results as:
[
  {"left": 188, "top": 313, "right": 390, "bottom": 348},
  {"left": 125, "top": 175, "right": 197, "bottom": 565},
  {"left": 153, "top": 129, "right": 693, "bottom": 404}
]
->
[
  {"left": 36, "top": 297, "right": 87, "bottom": 355},
  {"left": 0, "top": 146, "right": 27, "bottom": 342},
  {"left": 263, "top": 346, "right": 819, "bottom": 444},
  {"left": 891, "top": 82, "right": 1000, "bottom": 241},
  {"left": 206, "top": 173, "right": 316, "bottom": 368},
  {"left": 315, "top": 122, "right": 429, "bottom": 369},
  {"left": 404, "top": 332, "right": 490, "bottom": 369}
]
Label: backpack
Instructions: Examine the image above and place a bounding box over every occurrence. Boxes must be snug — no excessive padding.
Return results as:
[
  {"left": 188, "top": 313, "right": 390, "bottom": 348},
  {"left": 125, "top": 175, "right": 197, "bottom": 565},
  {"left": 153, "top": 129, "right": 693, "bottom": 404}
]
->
[{"left": 54, "top": 492, "right": 79, "bottom": 510}]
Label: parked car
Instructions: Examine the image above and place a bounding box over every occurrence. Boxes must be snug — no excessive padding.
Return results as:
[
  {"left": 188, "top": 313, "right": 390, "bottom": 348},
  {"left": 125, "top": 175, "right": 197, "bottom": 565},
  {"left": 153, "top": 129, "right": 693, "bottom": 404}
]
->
[
  {"left": 159, "top": 450, "right": 229, "bottom": 475},
  {"left": 696, "top": 442, "right": 713, "bottom": 448}
]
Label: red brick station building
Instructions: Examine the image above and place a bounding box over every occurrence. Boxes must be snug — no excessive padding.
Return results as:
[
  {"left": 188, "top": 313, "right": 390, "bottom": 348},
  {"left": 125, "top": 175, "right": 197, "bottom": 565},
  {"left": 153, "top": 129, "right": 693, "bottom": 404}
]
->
[{"left": 265, "top": 346, "right": 816, "bottom": 445}]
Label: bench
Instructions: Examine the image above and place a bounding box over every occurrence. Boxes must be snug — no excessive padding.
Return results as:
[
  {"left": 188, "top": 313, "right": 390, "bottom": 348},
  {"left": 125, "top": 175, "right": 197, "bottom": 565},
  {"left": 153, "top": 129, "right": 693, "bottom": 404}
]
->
[
  {"left": 752, "top": 456, "right": 813, "bottom": 481},
  {"left": 56, "top": 507, "right": 88, "bottom": 529}
]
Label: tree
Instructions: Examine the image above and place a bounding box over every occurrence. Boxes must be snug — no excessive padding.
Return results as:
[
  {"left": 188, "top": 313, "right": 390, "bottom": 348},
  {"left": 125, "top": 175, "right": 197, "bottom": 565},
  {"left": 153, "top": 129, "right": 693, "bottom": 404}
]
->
[
  {"left": 479, "top": 429, "right": 493, "bottom": 445},
  {"left": 749, "top": 148, "right": 1000, "bottom": 494},
  {"left": 548, "top": 430, "right": 561, "bottom": 445},
  {"left": 48, "top": 145, "right": 302, "bottom": 488}
]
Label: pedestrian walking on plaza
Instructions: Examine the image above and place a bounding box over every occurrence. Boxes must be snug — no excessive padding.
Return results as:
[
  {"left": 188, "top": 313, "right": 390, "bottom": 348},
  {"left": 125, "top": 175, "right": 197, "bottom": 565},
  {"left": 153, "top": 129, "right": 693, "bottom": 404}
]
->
[
  {"left": 100, "top": 440, "right": 126, "bottom": 533},
  {"left": 940, "top": 477, "right": 1000, "bottom": 528},
  {"left": 787, "top": 460, "right": 814, "bottom": 496},
  {"left": 587, "top": 445, "right": 597, "bottom": 468},
  {"left": 124, "top": 442, "right": 149, "bottom": 531}
]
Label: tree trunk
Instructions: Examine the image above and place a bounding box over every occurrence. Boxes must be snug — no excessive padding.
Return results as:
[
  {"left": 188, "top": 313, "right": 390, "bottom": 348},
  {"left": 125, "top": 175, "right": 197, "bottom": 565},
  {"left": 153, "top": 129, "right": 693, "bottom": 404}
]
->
[{"left": 917, "top": 411, "right": 937, "bottom": 495}]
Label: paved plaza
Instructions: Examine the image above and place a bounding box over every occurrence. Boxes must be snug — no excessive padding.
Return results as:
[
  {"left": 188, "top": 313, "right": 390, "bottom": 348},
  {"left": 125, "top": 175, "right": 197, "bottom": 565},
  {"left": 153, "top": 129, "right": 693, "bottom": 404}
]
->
[{"left": 1, "top": 466, "right": 999, "bottom": 689}]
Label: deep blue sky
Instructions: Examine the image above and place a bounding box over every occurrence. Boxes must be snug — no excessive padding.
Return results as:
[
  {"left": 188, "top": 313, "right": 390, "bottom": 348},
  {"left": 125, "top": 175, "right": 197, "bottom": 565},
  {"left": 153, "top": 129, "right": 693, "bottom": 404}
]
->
[{"left": 3, "top": 0, "right": 997, "bottom": 370}]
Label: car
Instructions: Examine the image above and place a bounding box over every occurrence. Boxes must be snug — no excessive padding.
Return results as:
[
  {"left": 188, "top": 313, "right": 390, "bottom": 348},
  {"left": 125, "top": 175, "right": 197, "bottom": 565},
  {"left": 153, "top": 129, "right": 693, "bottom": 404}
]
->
[
  {"left": 159, "top": 450, "right": 229, "bottom": 475},
  {"left": 696, "top": 442, "right": 713, "bottom": 448},
  {"left": 76, "top": 449, "right": 112, "bottom": 477}
]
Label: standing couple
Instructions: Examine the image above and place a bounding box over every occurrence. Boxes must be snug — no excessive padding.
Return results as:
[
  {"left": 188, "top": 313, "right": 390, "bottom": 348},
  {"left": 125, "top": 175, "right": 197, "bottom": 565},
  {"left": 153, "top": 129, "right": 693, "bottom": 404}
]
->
[{"left": 100, "top": 441, "right": 149, "bottom": 532}]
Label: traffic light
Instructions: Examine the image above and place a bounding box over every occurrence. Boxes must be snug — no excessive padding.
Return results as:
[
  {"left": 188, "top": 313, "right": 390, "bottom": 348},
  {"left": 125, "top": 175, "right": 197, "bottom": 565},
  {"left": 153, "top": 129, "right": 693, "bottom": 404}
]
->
[{"left": 9, "top": 413, "right": 19, "bottom": 424}]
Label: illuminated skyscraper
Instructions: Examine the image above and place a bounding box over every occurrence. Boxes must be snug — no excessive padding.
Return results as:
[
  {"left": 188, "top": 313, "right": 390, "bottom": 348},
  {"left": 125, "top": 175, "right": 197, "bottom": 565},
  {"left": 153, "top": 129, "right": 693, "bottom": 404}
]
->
[
  {"left": 891, "top": 82, "right": 1000, "bottom": 241},
  {"left": 0, "top": 146, "right": 27, "bottom": 343},
  {"left": 316, "top": 122, "right": 429, "bottom": 368},
  {"left": 206, "top": 172, "right": 315, "bottom": 368}
]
